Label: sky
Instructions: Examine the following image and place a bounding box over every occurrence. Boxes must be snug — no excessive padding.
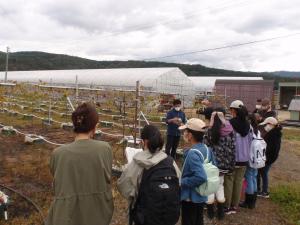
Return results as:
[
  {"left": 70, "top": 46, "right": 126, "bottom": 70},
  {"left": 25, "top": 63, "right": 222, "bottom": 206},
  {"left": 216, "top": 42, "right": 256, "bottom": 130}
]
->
[{"left": 0, "top": 0, "right": 300, "bottom": 72}]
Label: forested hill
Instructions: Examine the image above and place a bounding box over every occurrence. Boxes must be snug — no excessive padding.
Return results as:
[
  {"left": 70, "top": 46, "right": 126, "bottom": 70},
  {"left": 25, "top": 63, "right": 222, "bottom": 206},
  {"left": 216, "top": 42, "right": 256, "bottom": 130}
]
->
[{"left": 0, "top": 51, "right": 298, "bottom": 81}]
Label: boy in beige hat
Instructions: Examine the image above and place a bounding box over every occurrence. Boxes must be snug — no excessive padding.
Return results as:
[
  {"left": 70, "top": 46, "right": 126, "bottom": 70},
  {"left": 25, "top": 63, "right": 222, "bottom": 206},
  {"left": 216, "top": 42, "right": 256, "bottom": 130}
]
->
[{"left": 179, "top": 118, "right": 216, "bottom": 225}]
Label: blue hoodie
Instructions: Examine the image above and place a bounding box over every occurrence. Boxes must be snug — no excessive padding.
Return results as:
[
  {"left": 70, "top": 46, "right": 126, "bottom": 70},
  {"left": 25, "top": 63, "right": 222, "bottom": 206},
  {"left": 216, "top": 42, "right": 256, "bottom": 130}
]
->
[{"left": 181, "top": 143, "right": 215, "bottom": 203}]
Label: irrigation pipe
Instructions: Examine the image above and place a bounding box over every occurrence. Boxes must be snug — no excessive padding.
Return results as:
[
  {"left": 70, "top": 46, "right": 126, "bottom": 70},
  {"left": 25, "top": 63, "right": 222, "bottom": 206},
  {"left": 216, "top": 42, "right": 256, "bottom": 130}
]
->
[
  {"left": 0, "top": 184, "right": 46, "bottom": 225},
  {"left": 0, "top": 121, "right": 65, "bottom": 146}
]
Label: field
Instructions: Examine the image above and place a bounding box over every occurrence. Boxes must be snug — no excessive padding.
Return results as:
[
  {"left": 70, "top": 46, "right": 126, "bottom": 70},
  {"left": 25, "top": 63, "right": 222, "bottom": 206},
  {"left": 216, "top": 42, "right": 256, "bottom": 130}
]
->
[{"left": 0, "top": 85, "right": 300, "bottom": 225}]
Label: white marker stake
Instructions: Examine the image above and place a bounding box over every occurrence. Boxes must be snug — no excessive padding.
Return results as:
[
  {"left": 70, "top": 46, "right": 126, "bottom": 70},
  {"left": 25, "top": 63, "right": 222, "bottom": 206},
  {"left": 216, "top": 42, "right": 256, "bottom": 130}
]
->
[{"left": 4, "top": 210, "right": 8, "bottom": 220}]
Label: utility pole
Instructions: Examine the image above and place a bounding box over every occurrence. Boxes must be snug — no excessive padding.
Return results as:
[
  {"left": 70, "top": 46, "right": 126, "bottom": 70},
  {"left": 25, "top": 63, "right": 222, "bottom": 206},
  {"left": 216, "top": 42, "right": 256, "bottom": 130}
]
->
[
  {"left": 48, "top": 79, "right": 53, "bottom": 125},
  {"left": 4, "top": 47, "right": 10, "bottom": 83},
  {"left": 75, "top": 75, "right": 79, "bottom": 105},
  {"left": 134, "top": 80, "right": 140, "bottom": 146}
]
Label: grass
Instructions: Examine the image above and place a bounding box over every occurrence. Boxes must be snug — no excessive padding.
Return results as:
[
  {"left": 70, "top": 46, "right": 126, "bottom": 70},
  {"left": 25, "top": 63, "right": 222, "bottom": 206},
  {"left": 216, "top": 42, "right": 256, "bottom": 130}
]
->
[
  {"left": 271, "top": 182, "right": 300, "bottom": 225},
  {"left": 283, "top": 128, "right": 300, "bottom": 142}
]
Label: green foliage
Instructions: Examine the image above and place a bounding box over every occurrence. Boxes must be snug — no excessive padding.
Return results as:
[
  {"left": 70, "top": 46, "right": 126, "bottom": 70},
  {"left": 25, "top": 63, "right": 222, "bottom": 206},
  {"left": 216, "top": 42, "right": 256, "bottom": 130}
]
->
[{"left": 271, "top": 182, "right": 300, "bottom": 225}]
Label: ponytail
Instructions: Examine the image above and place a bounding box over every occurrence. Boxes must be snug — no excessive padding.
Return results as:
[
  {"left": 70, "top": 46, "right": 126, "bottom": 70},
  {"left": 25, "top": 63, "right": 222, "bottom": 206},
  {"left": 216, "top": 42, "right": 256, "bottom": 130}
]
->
[
  {"left": 236, "top": 105, "right": 248, "bottom": 122},
  {"left": 141, "top": 125, "right": 164, "bottom": 154},
  {"left": 249, "top": 113, "right": 259, "bottom": 135}
]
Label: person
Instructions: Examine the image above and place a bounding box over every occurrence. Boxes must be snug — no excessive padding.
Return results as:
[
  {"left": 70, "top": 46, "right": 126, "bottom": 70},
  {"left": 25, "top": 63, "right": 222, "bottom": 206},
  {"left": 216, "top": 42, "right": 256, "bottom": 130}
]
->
[
  {"left": 46, "top": 103, "right": 114, "bottom": 225},
  {"left": 253, "top": 99, "right": 262, "bottom": 114},
  {"left": 204, "top": 108, "right": 235, "bottom": 220},
  {"left": 260, "top": 98, "right": 276, "bottom": 119},
  {"left": 203, "top": 106, "right": 214, "bottom": 126},
  {"left": 257, "top": 117, "right": 282, "bottom": 198},
  {"left": 224, "top": 100, "right": 252, "bottom": 215},
  {"left": 117, "top": 125, "right": 181, "bottom": 225},
  {"left": 179, "top": 118, "right": 216, "bottom": 225},
  {"left": 165, "top": 99, "right": 187, "bottom": 158},
  {"left": 240, "top": 113, "right": 265, "bottom": 209}
]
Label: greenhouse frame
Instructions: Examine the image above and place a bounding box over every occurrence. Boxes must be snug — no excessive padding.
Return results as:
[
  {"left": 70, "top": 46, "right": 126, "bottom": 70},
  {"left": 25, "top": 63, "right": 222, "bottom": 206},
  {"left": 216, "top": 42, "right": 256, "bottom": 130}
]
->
[{"left": 1, "top": 67, "right": 195, "bottom": 106}]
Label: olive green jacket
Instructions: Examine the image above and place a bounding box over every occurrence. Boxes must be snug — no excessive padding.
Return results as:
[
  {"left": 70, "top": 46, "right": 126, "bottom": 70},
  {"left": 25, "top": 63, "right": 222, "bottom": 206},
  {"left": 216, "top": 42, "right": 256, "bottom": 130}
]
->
[{"left": 46, "top": 139, "right": 114, "bottom": 225}]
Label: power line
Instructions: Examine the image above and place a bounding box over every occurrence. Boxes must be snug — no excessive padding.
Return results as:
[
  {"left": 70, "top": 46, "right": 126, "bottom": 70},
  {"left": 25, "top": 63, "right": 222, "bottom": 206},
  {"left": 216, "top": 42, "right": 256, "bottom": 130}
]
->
[
  {"left": 143, "top": 32, "right": 300, "bottom": 61},
  {"left": 28, "top": 0, "right": 251, "bottom": 47}
]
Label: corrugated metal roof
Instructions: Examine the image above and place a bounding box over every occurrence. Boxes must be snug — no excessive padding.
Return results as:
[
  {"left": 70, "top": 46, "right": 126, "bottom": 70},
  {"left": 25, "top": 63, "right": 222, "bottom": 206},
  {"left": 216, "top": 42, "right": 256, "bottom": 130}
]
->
[
  {"left": 279, "top": 82, "right": 300, "bottom": 87},
  {"left": 190, "top": 76, "right": 263, "bottom": 91},
  {"left": 289, "top": 99, "right": 300, "bottom": 111}
]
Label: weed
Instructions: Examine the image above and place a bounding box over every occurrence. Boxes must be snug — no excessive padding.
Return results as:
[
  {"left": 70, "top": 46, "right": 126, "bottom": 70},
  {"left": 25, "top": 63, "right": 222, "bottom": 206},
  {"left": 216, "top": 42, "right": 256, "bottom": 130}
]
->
[{"left": 271, "top": 182, "right": 300, "bottom": 225}]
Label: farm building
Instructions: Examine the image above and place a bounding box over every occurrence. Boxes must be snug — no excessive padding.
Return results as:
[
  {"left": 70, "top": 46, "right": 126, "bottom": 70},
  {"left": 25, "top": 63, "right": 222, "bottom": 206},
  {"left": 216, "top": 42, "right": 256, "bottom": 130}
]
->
[
  {"left": 278, "top": 82, "right": 300, "bottom": 108},
  {"left": 1, "top": 67, "right": 195, "bottom": 106},
  {"left": 288, "top": 96, "right": 300, "bottom": 121},
  {"left": 190, "top": 76, "right": 263, "bottom": 95},
  {"left": 215, "top": 80, "right": 274, "bottom": 112}
]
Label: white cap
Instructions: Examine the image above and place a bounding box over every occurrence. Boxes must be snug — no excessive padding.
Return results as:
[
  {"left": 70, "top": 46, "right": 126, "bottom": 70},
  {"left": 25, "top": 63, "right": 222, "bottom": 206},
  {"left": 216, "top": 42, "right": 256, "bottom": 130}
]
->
[
  {"left": 179, "top": 118, "right": 206, "bottom": 132},
  {"left": 230, "top": 100, "right": 244, "bottom": 109},
  {"left": 210, "top": 111, "right": 226, "bottom": 127},
  {"left": 259, "top": 117, "right": 278, "bottom": 126}
]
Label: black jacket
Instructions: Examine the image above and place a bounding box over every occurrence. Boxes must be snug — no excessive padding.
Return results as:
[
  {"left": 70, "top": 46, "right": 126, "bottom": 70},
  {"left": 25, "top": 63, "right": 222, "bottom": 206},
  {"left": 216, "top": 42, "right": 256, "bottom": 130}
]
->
[
  {"left": 262, "top": 110, "right": 277, "bottom": 120},
  {"left": 264, "top": 126, "right": 282, "bottom": 165}
]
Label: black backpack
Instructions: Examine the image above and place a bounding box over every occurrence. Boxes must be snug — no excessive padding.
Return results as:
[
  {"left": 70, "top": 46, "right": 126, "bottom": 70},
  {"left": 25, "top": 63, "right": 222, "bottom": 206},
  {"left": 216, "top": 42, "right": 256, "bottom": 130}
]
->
[{"left": 130, "top": 156, "right": 180, "bottom": 225}]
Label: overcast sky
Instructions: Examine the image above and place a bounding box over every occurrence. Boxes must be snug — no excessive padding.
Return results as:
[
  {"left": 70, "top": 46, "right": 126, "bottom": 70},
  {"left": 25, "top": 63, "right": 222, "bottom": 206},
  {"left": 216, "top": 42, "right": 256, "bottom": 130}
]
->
[{"left": 0, "top": 0, "right": 300, "bottom": 72}]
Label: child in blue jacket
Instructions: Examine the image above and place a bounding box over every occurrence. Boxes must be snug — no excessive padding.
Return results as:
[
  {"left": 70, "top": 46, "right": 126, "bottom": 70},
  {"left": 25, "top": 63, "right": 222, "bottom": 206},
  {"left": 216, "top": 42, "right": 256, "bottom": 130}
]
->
[{"left": 179, "top": 118, "right": 216, "bottom": 225}]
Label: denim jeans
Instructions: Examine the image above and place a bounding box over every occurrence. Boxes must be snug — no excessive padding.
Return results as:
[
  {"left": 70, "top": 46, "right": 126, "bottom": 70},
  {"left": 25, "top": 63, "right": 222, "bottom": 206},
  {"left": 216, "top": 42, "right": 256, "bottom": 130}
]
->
[
  {"left": 245, "top": 167, "right": 258, "bottom": 194},
  {"left": 257, "top": 164, "right": 272, "bottom": 193}
]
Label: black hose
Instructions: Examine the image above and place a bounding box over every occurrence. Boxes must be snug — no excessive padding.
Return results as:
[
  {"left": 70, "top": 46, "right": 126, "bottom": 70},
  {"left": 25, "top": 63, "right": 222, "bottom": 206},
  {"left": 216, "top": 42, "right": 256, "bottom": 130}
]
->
[{"left": 0, "top": 184, "right": 45, "bottom": 225}]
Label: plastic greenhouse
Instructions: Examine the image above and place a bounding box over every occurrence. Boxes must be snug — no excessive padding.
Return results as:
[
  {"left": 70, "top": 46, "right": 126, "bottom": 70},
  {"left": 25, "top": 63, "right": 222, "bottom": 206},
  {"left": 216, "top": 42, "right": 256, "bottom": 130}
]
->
[{"left": 2, "top": 67, "right": 195, "bottom": 106}]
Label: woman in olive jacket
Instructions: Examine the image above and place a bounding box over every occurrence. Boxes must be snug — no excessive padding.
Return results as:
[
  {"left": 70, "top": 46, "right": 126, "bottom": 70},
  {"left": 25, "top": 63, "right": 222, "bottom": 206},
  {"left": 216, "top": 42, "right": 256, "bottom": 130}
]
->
[{"left": 46, "top": 103, "right": 114, "bottom": 225}]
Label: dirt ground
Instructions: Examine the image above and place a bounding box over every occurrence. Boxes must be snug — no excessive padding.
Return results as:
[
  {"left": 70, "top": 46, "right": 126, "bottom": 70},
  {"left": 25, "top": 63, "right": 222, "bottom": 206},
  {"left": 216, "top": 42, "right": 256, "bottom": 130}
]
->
[{"left": 0, "top": 125, "right": 299, "bottom": 225}]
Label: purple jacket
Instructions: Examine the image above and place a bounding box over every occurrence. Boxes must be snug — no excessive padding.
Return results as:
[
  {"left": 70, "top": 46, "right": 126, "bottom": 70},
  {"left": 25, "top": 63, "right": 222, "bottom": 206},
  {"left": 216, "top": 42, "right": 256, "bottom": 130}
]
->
[{"left": 234, "top": 131, "right": 252, "bottom": 163}]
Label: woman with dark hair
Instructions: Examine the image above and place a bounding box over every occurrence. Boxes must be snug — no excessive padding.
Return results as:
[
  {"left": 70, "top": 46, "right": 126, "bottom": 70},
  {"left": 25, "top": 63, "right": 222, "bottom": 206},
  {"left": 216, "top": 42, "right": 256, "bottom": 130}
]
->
[
  {"left": 46, "top": 103, "right": 114, "bottom": 225},
  {"left": 117, "top": 125, "right": 181, "bottom": 225},
  {"left": 205, "top": 108, "right": 235, "bottom": 220},
  {"left": 224, "top": 100, "right": 252, "bottom": 215}
]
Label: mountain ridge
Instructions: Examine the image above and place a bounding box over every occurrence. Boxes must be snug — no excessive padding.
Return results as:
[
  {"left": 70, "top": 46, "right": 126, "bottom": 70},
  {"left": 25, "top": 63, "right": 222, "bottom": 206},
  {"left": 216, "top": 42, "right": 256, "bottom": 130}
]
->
[{"left": 0, "top": 51, "right": 298, "bottom": 81}]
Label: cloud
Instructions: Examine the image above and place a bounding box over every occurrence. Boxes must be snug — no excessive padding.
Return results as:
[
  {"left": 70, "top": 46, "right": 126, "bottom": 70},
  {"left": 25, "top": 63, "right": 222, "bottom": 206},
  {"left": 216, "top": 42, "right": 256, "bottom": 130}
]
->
[{"left": 0, "top": 0, "right": 300, "bottom": 72}]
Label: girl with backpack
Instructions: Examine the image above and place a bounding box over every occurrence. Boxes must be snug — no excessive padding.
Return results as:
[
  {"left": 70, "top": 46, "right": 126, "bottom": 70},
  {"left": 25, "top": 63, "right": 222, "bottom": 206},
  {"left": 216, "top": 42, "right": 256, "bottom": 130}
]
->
[
  {"left": 257, "top": 117, "right": 282, "bottom": 198},
  {"left": 204, "top": 108, "right": 235, "bottom": 220},
  {"left": 117, "top": 125, "right": 181, "bottom": 225},
  {"left": 240, "top": 113, "right": 266, "bottom": 209},
  {"left": 224, "top": 100, "right": 252, "bottom": 215},
  {"left": 179, "top": 118, "right": 217, "bottom": 225}
]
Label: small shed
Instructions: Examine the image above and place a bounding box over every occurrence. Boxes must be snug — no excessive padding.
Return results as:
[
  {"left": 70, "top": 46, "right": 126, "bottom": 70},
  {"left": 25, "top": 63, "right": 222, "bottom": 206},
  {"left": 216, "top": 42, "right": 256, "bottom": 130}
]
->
[
  {"left": 278, "top": 82, "right": 300, "bottom": 108},
  {"left": 288, "top": 96, "right": 300, "bottom": 121}
]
